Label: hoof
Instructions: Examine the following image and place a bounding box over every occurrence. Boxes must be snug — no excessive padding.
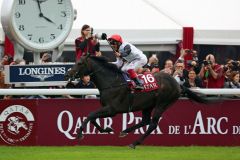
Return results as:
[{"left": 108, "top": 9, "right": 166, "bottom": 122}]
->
[
  {"left": 128, "top": 144, "right": 136, "bottom": 149},
  {"left": 77, "top": 134, "right": 84, "bottom": 140},
  {"left": 104, "top": 127, "right": 114, "bottom": 133},
  {"left": 119, "top": 131, "right": 128, "bottom": 138}
]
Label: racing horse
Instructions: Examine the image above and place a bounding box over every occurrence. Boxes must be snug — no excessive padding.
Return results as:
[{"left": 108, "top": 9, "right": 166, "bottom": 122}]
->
[{"left": 66, "top": 55, "right": 209, "bottom": 149}]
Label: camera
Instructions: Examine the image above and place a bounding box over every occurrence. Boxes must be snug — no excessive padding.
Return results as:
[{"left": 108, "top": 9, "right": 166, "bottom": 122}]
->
[
  {"left": 94, "top": 33, "right": 107, "bottom": 40},
  {"left": 223, "top": 66, "right": 229, "bottom": 72},
  {"left": 185, "top": 49, "right": 193, "bottom": 54},
  {"left": 90, "top": 28, "right": 94, "bottom": 36},
  {"left": 152, "top": 63, "right": 159, "bottom": 68},
  {"left": 230, "top": 61, "right": 240, "bottom": 71},
  {"left": 203, "top": 60, "right": 212, "bottom": 66},
  {"left": 231, "top": 61, "right": 239, "bottom": 66},
  {"left": 187, "top": 60, "right": 194, "bottom": 67}
]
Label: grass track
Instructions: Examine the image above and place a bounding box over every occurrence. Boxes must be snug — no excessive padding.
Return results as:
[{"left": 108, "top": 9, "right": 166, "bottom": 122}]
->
[{"left": 0, "top": 146, "right": 240, "bottom": 160}]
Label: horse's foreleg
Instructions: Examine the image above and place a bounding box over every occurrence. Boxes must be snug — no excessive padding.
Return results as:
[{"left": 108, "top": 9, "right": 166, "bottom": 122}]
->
[
  {"left": 119, "top": 109, "right": 152, "bottom": 138},
  {"left": 90, "top": 119, "right": 114, "bottom": 133},
  {"left": 129, "top": 106, "right": 165, "bottom": 149},
  {"left": 78, "top": 106, "right": 116, "bottom": 140}
]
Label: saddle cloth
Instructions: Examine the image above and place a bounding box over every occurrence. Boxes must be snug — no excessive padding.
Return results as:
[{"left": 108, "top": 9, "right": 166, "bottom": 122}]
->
[{"left": 129, "top": 72, "right": 159, "bottom": 92}]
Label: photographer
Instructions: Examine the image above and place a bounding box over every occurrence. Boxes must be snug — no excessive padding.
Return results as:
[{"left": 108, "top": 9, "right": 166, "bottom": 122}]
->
[
  {"left": 186, "top": 60, "right": 201, "bottom": 74},
  {"left": 75, "top": 24, "right": 101, "bottom": 61},
  {"left": 226, "top": 60, "right": 240, "bottom": 72},
  {"left": 180, "top": 49, "right": 200, "bottom": 73},
  {"left": 199, "top": 54, "right": 225, "bottom": 88}
]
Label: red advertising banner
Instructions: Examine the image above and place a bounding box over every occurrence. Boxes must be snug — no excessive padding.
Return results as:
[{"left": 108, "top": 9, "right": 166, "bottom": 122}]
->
[{"left": 1, "top": 99, "right": 240, "bottom": 146}]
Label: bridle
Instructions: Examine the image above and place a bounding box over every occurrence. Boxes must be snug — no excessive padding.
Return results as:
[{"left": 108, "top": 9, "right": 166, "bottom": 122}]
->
[{"left": 83, "top": 56, "right": 103, "bottom": 77}]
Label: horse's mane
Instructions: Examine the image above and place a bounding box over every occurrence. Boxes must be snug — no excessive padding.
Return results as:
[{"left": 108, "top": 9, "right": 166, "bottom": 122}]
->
[{"left": 90, "top": 56, "right": 123, "bottom": 74}]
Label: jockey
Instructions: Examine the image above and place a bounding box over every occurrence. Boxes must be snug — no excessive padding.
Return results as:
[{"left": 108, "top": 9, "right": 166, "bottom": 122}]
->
[{"left": 108, "top": 34, "right": 147, "bottom": 90}]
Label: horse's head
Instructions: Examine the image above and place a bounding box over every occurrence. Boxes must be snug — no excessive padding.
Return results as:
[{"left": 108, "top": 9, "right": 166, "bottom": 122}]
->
[{"left": 65, "top": 54, "right": 92, "bottom": 80}]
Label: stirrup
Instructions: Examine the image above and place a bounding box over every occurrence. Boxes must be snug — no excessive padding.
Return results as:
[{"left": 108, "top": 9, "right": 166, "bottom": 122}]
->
[{"left": 134, "top": 84, "right": 144, "bottom": 90}]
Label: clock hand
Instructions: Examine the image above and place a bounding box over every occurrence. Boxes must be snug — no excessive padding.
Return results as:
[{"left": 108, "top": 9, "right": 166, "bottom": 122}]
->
[
  {"left": 41, "top": 14, "right": 55, "bottom": 24},
  {"left": 32, "top": 0, "right": 48, "bottom": 4},
  {"left": 35, "top": 0, "right": 55, "bottom": 24},
  {"left": 36, "top": 0, "right": 43, "bottom": 14}
]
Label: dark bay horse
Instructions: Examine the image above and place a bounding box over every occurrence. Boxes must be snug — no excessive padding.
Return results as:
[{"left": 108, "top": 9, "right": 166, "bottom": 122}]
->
[{"left": 67, "top": 55, "right": 209, "bottom": 149}]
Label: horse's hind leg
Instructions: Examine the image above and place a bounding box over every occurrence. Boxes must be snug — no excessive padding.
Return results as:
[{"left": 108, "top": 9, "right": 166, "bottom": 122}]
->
[
  {"left": 129, "top": 105, "right": 166, "bottom": 149},
  {"left": 119, "top": 108, "right": 152, "bottom": 137}
]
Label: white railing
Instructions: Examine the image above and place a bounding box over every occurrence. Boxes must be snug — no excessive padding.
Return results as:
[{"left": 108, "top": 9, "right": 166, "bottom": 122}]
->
[
  {"left": 0, "top": 89, "right": 100, "bottom": 95},
  {"left": 0, "top": 88, "right": 239, "bottom": 95},
  {"left": 190, "top": 88, "right": 240, "bottom": 95}
]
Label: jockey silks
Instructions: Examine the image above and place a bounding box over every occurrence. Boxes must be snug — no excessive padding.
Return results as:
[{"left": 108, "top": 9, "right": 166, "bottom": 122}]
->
[{"left": 119, "top": 42, "right": 145, "bottom": 62}]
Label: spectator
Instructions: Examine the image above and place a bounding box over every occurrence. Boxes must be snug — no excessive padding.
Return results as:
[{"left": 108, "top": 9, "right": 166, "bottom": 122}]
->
[
  {"left": 160, "top": 59, "right": 174, "bottom": 75},
  {"left": 10, "top": 59, "right": 26, "bottom": 65},
  {"left": 172, "top": 49, "right": 190, "bottom": 84},
  {"left": 75, "top": 24, "right": 101, "bottom": 61},
  {"left": 183, "top": 69, "right": 203, "bottom": 88},
  {"left": 222, "top": 59, "right": 234, "bottom": 83},
  {"left": 40, "top": 52, "right": 52, "bottom": 64},
  {"left": 1, "top": 54, "right": 13, "bottom": 65},
  {"left": 75, "top": 75, "right": 96, "bottom": 89},
  {"left": 224, "top": 71, "right": 240, "bottom": 88},
  {"left": 66, "top": 74, "right": 97, "bottom": 99},
  {"left": 199, "top": 54, "right": 225, "bottom": 88},
  {"left": 0, "top": 69, "right": 9, "bottom": 88},
  {"left": 0, "top": 67, "right": 11, "bottom": 99},
  {"left": 173, "top": 60, "right": 186, "bottom": 85},
  {"left": 186, "top": 60, "right": 200, "bottom": 74},
  {"left": 184, "top": 50, "right": 201, "bottom": 74},
  {"left": 144, "top": 54, "right": 160, "bottom": 73},
  {"left": 0, "top": 54, "right": 13, "bottom": 99}
]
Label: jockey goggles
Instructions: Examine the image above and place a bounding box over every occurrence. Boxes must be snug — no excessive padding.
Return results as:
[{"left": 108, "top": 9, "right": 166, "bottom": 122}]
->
[{"left": 109, "top": 39, "right": 119, "bottom": 45}]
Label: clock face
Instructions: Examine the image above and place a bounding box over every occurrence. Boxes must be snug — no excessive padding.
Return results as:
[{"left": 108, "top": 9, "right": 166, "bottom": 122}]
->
[{"left": 11, "top": 0, "right": 73, "bottom": 51}]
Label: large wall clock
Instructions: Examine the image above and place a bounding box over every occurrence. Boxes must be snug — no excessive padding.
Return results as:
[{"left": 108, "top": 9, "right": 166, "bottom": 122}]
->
[{"left": 1, "top": 0, "right": 74, "bottom": 53}]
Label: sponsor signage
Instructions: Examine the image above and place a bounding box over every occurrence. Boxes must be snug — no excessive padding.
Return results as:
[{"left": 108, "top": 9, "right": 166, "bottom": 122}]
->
[
  {"left": 0, "top": 99, "right": 240, "bottom": 146},
  {"left": 4, "top": 64, "right": 73, "bottom": 83},
  {"left": 0, "top": 100, "right": 37, "bottom": 145}
]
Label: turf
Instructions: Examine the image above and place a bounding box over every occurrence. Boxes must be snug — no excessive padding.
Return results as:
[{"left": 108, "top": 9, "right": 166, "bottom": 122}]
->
[{"left": 0, "top": 146, "right": 240, "bottom": 160}]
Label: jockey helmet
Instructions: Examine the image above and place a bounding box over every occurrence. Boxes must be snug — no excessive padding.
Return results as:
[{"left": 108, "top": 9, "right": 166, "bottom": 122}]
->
[{"left": 108, "top": 34, "right": 123, "bottom": 44}]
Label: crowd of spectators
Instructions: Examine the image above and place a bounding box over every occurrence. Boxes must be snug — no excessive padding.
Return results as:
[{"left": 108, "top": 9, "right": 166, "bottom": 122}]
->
[
  {"left": 145, "top": 48, "right": 240, "bottom": 92},
  {"left": 1, "top": 24, "right": 240, "bottom": 99},
  {"left": 2, "top": 46, "right": 240, "bottom": 99}
]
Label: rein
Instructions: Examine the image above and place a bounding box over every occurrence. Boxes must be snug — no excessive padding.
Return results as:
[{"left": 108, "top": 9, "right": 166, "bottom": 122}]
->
[
  {"left": 85, "top": 57, "right": 103, "bottom": 76},
  {"left": 86, "top": 57, "right": 128, "bottom": 91}
]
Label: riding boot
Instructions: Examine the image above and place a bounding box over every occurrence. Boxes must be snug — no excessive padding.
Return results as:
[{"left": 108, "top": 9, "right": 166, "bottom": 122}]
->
[
  {"left": 133, "top": 77, "right": 144, "bottom": 90},
  {"left": 127, "top": 69, "right": 144, "bottom": 90}
]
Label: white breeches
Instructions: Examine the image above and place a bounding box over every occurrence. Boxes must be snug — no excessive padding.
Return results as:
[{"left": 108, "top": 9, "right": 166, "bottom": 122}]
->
[{"left": 121, "top": 56, "right": 147, "bottom": 72}]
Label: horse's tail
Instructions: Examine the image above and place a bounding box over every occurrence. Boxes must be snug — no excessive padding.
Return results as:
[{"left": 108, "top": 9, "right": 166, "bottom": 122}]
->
[{"left": 180, "top": 85, "right": 211, "bottom": 104}]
